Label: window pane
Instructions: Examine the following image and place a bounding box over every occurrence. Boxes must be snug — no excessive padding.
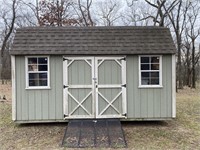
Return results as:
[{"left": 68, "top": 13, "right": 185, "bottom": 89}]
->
[
  {"left": 29, "top": 73, "right": 39, "bottom": 80},
  {"left": 150, "top": 72, "right": 159, "bottom": 78},
  {"left": 38, "top": 65, "right": 47, "bottom": 71},
  {"left": 39, "top": 80, "right": 47, "bottom": 86},
  {"left": 39, "top": 72, "right": 47, "bottom": 86},
  {"left": 141, "top": 64, "right": 149, "bottom": 70},
  {"left": 151, "top": 64, "right": 159, "bottom": 70},
  {"left": 28, "top": 64, "right": 38, "bottom": 71},
  {"left": 141, "top": 77, "right": 150, "bottom": 85},
  {"left": 150, "top": 72, "right": 159, "bottom": 85},
  {"left": 151, "top": 57, "right": 159, "bottom": 63},
  {"left": 150, "top": 78, "right": 159, "bottom": 85},
  {"left": 141, "top": 72, "right": 150, "bottom": 77},
  {"left": 141, "top": 72, "right": 150, "bottom": 85},
  {"left": 141, "top": 57, "right": 149, "bottom": 63},
  {"left": 38, "top": 57, "right": 48, "bottom": 64},
  {"left": 29, "top": 80, "right": 39, "bottom": 86},
  {"left": 39, "top": 73, "right": 47, "bottom": 79},
  {"left": 28, "top": 58, "right": 37, "bottom": 64}
]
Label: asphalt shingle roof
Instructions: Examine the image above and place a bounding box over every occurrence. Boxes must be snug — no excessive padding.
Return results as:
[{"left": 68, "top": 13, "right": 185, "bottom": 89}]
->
[{"left": 10, "top": 26, "right": 176, "bottom": 55}]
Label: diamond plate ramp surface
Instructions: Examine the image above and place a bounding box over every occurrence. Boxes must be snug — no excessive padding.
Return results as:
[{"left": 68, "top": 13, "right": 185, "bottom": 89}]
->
[{"left": 62, "top": 119, "right": 127, "bottom": 148}]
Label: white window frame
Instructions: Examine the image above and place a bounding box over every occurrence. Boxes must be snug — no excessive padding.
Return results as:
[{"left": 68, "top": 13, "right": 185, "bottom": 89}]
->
[
  {"left": 25, "top": 56, "right": 50, "bottom": 89},
  {"left": 138, "top": 55, "right": 162, "bottom": 88}
]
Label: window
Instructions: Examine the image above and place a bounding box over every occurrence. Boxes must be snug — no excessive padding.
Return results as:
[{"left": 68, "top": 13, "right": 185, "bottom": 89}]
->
[
  {"left": 26, "top": 56, "right": 50, "bottom": 89},
  {"left": 139, "top": 56, "right": 162, "bottom": 87}
]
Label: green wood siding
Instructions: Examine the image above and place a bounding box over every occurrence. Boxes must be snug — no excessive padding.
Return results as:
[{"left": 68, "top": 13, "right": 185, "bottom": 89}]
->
[
  {"left": 15, "top": 55, "right": 173, "bottom": 122},
  {"left": 15, "top": 56, "right": 63, "bottom": 121},
  {"left": 126, "top": 55, "right": 172, "bottom": 118}
]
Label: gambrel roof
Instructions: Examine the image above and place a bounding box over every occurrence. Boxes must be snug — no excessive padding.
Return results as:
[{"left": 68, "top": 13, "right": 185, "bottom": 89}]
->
[{"left": 10, "top": 26, "right": 176, "bottom": 55}]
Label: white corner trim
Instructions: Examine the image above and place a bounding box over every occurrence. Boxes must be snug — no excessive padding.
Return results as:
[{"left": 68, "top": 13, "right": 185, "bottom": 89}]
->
[
  {"left": 11, "top": 55, "right": 16, "bottom": 121},
  {"left": 172, "top": 54, "right": 176, "bottom": 118}
]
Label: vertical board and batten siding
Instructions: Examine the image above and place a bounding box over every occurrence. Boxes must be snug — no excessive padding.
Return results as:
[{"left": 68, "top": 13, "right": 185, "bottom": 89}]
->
[
  {"left": 126, "top": 55, "right": 172, "bottom": 119},
  {"left": 15, "top": 55, "right": 173, "bottom": 122},
  {"left": 15, "top": 56, "right": 63, "bottom": 121}
]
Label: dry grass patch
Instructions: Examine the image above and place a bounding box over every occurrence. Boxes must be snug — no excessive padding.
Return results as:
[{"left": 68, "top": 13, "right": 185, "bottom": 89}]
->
[{"left": 0, "top": 82, "right": 200, "bottom": 149}]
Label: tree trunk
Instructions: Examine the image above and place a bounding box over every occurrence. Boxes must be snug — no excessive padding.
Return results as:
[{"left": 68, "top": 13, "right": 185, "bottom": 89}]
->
[
  {"left": 177, "top": 34, "right": 183, "bottom": 89},
  {"left": 186, "top": 46, "right": 190, "bottom": 87},
  {"left": 192, "top": 39, "right": 196, "bottom": 88}
]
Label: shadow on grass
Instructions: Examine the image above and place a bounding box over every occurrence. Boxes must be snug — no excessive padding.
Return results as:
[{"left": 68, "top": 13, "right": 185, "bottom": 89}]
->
[
  {"left": 14, "top": 122, "right": 68, "bottom": 128},
  {"left": 15, "top": 120, "right": 171, "bottom": 128},
  {"left": 122, "top": 120, "right": 171, "bottom": 127}
]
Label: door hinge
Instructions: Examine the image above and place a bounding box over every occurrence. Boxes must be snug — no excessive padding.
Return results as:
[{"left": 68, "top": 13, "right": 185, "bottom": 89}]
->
[
  {"left": 64, "top": 114, "right": 68, "bottom": 118},
  {"left": 121, "top": 84, "right": 126, "bottom": 88},
  {"left": 120, "top": 57, "right": 126, "bottom": 61},
  {"left": 63, "top": 85, "right": 68, "bottom": 89},
  {"left": 123, "top": 113, "right": 127, "bottom": 117},
  {"left": 63, "top": 57, "right": 68, "bottom": 61}
]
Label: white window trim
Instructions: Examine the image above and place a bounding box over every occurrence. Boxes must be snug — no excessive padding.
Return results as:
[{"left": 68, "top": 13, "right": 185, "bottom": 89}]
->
[
  {"left": 138, "top": 55, "right": 163, "bottom": 88},
  {"left": 25, "top": 56, "right": 50, "bottom": 89}
]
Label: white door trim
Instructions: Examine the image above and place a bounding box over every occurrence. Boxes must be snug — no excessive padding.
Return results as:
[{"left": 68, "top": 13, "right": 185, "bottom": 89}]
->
[
  {"left": 95, "top": 56, "right": 127, "bottom": 118},
  {"left": 63, "top": 57, "right": 95, "bottom": 119},
  {"left": 63, "top": 56, "right": 127, "bottom": 119}
]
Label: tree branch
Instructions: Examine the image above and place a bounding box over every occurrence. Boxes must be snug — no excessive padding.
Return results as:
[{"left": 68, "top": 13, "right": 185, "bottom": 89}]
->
[{"left": 1, "top": 0, "right": 16, "bottom": 57}]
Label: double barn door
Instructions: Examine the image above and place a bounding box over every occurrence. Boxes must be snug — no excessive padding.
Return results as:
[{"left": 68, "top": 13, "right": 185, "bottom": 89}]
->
[{"left": 63, "top": 57, "right": 126, "bottom": 119}]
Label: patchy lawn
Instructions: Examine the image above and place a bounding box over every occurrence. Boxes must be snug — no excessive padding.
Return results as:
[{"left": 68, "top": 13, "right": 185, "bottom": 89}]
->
[{"left": 0, "top": 82, "right": 199, "bottom": 149}]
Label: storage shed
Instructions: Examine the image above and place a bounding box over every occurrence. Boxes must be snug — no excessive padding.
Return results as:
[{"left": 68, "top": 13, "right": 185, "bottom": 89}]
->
[{"left": 10, "top": 26, "right": 176, "bottom": 123}]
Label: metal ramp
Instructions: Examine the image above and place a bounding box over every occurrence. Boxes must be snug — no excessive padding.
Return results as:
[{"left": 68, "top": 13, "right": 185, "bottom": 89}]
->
[{"left": 62, "top": 119, "right": 127, "bottom": 148}]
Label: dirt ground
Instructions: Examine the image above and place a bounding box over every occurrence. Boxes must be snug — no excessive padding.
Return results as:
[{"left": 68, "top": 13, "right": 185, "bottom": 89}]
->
[{"left": 0, "top": 82, "right": 200, "bottom": 150}]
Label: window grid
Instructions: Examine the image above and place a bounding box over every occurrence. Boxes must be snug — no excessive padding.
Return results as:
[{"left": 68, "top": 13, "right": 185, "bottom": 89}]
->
[
  {"left": 139, "top": 56, "right": 162, "bottom": 87},
  {"left": 26, "top": 56, "right": 50, "bottom": 89}
]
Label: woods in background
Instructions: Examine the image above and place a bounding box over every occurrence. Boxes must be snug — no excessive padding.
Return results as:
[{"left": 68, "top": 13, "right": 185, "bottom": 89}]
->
[{"left": 0, "top": 0, "right": 199, "bottom": 89}]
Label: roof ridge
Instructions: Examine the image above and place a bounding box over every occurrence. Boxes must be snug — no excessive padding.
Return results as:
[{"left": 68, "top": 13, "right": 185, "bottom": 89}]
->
[{"left": 17, "top": 26, "right": 168, "bottom": 31}]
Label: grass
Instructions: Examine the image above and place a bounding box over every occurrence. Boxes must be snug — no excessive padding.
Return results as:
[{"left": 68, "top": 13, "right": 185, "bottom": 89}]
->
[{"left": 0, "top": 82, "right": 200, "bottom": 150}]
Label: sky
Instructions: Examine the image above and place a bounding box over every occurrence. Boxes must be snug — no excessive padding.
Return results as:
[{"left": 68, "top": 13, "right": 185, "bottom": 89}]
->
[{"left": 0, "top": 0, "right": 200, "bottom": 46}]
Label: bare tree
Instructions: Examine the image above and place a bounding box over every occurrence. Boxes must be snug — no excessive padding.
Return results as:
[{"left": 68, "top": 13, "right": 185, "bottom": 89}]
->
[
  {"left": 0, "top": 0, "right": 16, "bottom": 57},
  {"left": 77, "top": 0, "right": 94, "bottom": 26},
  {"left": 165, "top": 0, "right": 191, "bottom": 89},
  {"left": 22, "top": 0, "right": 79, "bottom": 27},
  {"left": 144, "top": 0, "right": 179, "bottom": 26},
  {"left": 38, "top": 0, "right": 77, "bottom": 26},
  {"left": 0, "top": 0, "right": 17, "bottom": 83},
  {"left": 96, "top": 0, "right": 121, "bottom": 26},
  {"left": 123, "top": 0, "right": 155, "bottom": 26},
  {"left": 185, "top": 2, "right": 200, "bottom": 88},
  {"left": 182, "top": 33, "right": 192, "bottom": 87},
  {"left": 20, "top": 0, "right": 40, "bottom": 26}
]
